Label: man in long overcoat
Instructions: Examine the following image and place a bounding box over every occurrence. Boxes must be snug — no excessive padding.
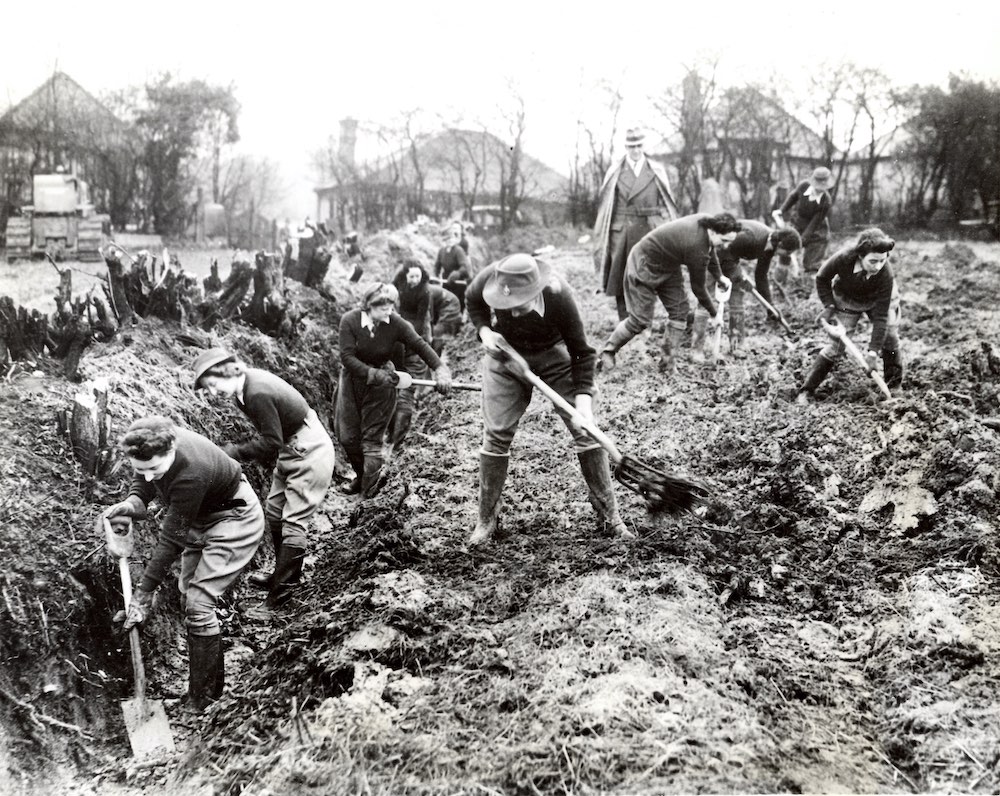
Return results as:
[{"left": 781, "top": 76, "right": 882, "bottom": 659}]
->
[{"left": 593, "top": 128, "right": 678, "bottom": 319}]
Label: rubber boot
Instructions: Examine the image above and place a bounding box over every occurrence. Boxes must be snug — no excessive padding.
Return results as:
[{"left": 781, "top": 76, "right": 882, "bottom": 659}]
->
[
  {"left": 882, "top": 349, "right": 904, "bottom": 390},
  {"left": 614, "top": 295, "right": 627, "bottom": 322},
  {"left": 184, "top": 633, "right": 222, "bottom": 713},
  {"left": 659, "top": 324, "right": 686, "bottom": 375},
  {"left": 388, "top": 405, "right": 413, "bottom": 454},
  {"left": 730, "top": 311, "right": 745, "bottom": 356},
  {"left": 796, "top": 354, "right": 835, "bottom": 405},
  {"left": 212, "top": 638, "right": 225, "bottom": 700},
  {"left": 265, "top": 544, "right": 306, "bottom": 608},
  {"left": 599, "top": 322, "right": 637, "bottom": 373},
  {"left": 577, "top": 448, "right": 635, "bottom": 540},
  {"left": 689, "top": 314, "right": 709, "bottom": 364},
  {"left": 248, "top": 520, "right": 282, "bottom": 591},
  {"left": 361, "top": 454, "right": 387, "bottom": 498},
  {"left": 341, "top": 448, "right": 365, "bottom": 495},
  {"left": 468, "top": 453, "right": 509, "bottom": 546}
]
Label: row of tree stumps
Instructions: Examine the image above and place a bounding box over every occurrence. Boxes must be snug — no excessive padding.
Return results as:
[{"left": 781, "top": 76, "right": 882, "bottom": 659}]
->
[{"left": 0, "top": 247, "right": 303, "bottom": 382}]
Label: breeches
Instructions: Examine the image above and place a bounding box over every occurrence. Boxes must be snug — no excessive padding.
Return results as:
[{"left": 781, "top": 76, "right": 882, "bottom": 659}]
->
[
  {"left": 334, "top": 369, "right": 397, "bottom": 458},
  {"left": 623, "top": 254, "right": 690, "bottom": 334},
  {"left": 178, "top": 478, "right": 264, "bottom": 635},
  {"left": 264, "top": 409, "right": 335, "bottom": 548},
  {"left": 480, "top": 344, "right": 599, "bottom": 456},
  {"left": 820, "top": 288, "right": 902, "bottom": 360}
]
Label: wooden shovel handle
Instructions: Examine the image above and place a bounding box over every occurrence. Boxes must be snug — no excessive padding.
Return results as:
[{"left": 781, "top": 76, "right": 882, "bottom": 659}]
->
[
  {"left": 495, "top": 339, "right": 624, "bottom": 463},
  {"left": 118, "top": 557, "right": 147, "bottom": 703},
  {"left": 820, "top": 319, "right": 892, "bottom": 399},
  {"left": 410, "top": 378, "right": 482, "bottom": 391}
]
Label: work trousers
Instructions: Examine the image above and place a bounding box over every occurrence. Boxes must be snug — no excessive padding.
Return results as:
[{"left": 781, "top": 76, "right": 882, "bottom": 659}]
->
[
  {"left": 264, "top": 408, "right": 335, "bottom": 549},
  {"left": 622, "top": 252, "right": 691, "bottom": 335},
  {"left": 820, "top": 285, "right": 902, "bottom": 360},
  {"left": 178, "top": 477, "right": 264, "bottom": 635},
  {"left": 481, "top": 343, "right": 599, "bottom": 456},
  {"left": 335, "top": 369, "right": 396, "bottom": 459}
]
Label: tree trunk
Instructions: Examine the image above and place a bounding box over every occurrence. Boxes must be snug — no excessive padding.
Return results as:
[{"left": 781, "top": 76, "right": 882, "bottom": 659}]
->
[{"left": 67, "top": 377, "right": 111, "bottom": 477}]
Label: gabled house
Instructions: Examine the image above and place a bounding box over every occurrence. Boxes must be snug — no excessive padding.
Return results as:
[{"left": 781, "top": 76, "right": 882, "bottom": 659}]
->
[
  {"left": 314, "top": 125, "right": 569, "bottom": 233},
  {"left": 0, "top": 72, "right": 135, "bottom": 235}
]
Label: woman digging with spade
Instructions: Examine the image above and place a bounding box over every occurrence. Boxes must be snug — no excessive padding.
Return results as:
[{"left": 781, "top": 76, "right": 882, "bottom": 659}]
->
[
  {"left": 795, "top": 228, "right": 902, "bottom": 404},
  {"left": 335, "top": 282, "right": 452, "bottom": 497},
  {"left": 98, "top": 415, "right": 264, "bottom": 712},
  {"left": 465, "top": 253, "right": 634, "bottom": 546},
  {"left": 192, "top": 348, "right": 335, "bottom": 614}
]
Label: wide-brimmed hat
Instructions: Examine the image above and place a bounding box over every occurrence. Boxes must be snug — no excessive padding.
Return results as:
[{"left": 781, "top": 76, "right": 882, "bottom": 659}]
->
[
  {"left": 624, "top": 128, "right": 645, "bottom": 147},
  {"left": 192, "top": 347, "right": 236, "bottom": 389},
  {"left": 482, "top": 253, "right": 551, "bottom": 310},
  {"left": 810, "top": 166, "right": 833, "bottom": 185}
]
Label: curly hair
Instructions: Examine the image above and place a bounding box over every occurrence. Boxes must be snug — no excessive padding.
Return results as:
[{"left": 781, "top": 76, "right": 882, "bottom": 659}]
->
[
  {"left": 120, "top": 415, "right": 176, "bottom": 460},
  {"left": 855, "top": 228, "right": 895, "bottom": 257},
  {"left": 698, "top": 213, "right": 742, "bottom": 234},
  {"left": 770, "top": 227, "right": 802, "bottom": 253},
  {"left": 362, "top": 282, "right": 399, "bottom": 310}
]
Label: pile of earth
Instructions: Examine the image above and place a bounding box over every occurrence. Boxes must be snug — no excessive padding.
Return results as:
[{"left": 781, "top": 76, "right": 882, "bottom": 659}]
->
[{"left": 1, "top": 232, "right": 998, "bottom": 796}]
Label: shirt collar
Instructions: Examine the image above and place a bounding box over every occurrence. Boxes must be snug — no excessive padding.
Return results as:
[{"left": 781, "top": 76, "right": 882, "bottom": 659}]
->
[
  {"left": 804, "top": 184, "right": 826, "bottom": 203},
  {"left": 510, "top": 293, "right": 546, "bottom": 318},
  {"left": 628, "top": 155, "right": 645, "bottom": 178},
  {"left": 361, "top": 310, "right": 390, "bottom": 331}
]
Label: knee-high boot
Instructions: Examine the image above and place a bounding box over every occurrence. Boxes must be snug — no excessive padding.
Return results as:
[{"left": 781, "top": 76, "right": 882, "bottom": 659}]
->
[
  {"left": 185, "top": 633, "right": 222, "bottom": 713},
  {"left": 361, "top": 454, "right": 387, "bottom": 498},
  {"left": 796, "top": 354, "right": 835, "bottom": 403},
  {"left": 265, "top": 543, "right": 306, "bottom": 608},
  {"left": 578, "top": 448, "right": 635, "bottom": 539},
  {"left": 599, "top": 322, "right": 638, "bottom": 372},
  {"left": 882, "top": 348, "right": 904, "bottom": 389},
  {"left": 468, "top": 453, "right": 509, "bottom": 546},
  {"left": 248, "top": 520, "right": 283, "bottom": 590},
  {"left": 341, "top": 448, "right": 365, "bottom": 494},
  {"left": 689, "top": 315, "right": 709, "bottom": 364},
  {"left": 659, "top": 324, "right": 687, "bottom": 375}
]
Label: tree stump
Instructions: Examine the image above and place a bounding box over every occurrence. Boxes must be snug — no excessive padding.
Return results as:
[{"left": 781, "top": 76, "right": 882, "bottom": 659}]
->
[{"left": 68, "top": 377, "right": 111, "bottom": 477}]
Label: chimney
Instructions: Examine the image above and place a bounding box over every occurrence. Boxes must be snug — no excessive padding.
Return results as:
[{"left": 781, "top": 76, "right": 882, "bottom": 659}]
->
[{"left": 338, "top": 117, "right": 358, "bottom": 166}]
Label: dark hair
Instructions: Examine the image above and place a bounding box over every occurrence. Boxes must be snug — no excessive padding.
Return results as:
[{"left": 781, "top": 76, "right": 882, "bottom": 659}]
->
[
  {"left": 855, "top": 228, "right": 895, "bottom": 257},
  {"left": 120, "top": 415, "right": 176, "bottom": 460},
  {"left": 770, "top": 227, "right": 802, "bottom": 253},
  {"left": 698, "top": 213, "right": 742, "bottom": 234}
]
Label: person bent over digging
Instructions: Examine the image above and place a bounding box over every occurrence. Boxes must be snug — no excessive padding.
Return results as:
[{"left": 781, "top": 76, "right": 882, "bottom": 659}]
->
[
  {"left": 98, "top": 416, "right": 264, "bottom": 712},
  {"left": 192, "top": 349, "right": 335, "bottom": 613},
  {"left": 599, "top": 213, "right": 737, "bottom": 376},
  {"left": 690, "top": 221, "right": 802, "bottom": 361},
  {"left": 796, "top": 228, "right": 902, "bottom": 405},
  {"left": 465, "top": 253, "right": 634, "bottom": 546},
  {"left": 335, "top": 283, "right": 452, "bottom": 498}
]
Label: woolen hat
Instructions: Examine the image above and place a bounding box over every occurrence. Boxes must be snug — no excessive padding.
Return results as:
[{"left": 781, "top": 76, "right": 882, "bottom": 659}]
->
[
  {"left": 624, "top": 128, "right": 645, "bottom": 147},
  {"left": 481, "top": 253, "right": 551, "bottom": 310},
  {"left": 810, "top": 166, "right": 833, "bottom": 185},
  {"left": 192, "top": 347, "right": 236, "bottom": 389}
]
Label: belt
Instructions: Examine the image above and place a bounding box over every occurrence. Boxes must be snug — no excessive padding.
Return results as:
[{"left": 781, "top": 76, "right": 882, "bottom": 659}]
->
[
  {"left": 203, "top": 497, "right": 247, "bottom": 514},
  {"left": 620, "top": 208, "right": 665, "bottom": 218}
]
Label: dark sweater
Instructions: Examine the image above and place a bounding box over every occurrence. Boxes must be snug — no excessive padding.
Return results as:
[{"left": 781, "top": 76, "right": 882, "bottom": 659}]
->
[
  {"left": 339, "top": 309, "right": 441, "bottom": 380},
  {"left": 720, "top": 219, "right": 775, "bottom": 300},
  {"left": 392, "top": 267, "right": 432, "bottom": 340},
  {"left": 435, "top": 245, "right": 471, "bottom": 282},
  {"left": 466, "top": 265, "right": 596, "bottom": 395},
  {"left": 815, "top": 246, "right": 896, "bottom": 351},
  {"left": 780, "top": 181, "right": 831, "bottom": 240},
  {"left": 232, "top": 368, "right": 310, "bottom": 463},
  {"left": 633, "top": 214, "right": 724, "bottom": 316},
  {"left": 129, "top": 427, "right": 244, "bottom": 591}
]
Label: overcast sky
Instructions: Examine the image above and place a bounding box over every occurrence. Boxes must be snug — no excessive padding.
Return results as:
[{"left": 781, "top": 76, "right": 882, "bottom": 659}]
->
[{"left": 3, "top": 0, "right": 998, "bottom": 219}]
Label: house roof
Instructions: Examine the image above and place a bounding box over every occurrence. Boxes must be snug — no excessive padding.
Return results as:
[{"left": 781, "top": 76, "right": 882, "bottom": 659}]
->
[
  {"left": 0, "top": 71, "right": 129, "bottom": 149},
  {"left": 316, "top": 128, "right": 569, "bottom": 201}
]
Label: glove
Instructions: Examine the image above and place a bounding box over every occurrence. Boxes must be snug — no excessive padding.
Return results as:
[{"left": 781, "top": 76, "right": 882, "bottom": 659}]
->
[
  {"left": 717, "top": 275, "right": 732, "bottom": 291},
  {"left": 865, "top": 350, "right": 879, "bottom": 372},
  {"left": 707, "top": 312, "right": 724, "bottom": 330},
  {"left": 434, "top": 364, "right": 452, "bottom": 394},
  {"left": 570, "top": 393, "right": 594, "bottom": 434},
  {"left": 394, "top": 371, "right": 414, "bottom": 390},
  {"left": 221, "top": 441, "right": 240, "bottom": 459},
  {"left": 816, "top": 306, "right": 837, "bottom": 326},
  {"left": 114, "top": 588, "right": 154, "bottom": 632},
  {"left": 367, "top": 365, "right": 397, "bottom": 387},
  {"left": 479, "top": 327, "right": 505, "bottom": 359}
]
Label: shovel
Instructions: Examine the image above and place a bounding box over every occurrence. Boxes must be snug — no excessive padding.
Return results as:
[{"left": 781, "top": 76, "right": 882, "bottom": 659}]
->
[
  {"left": 409, "top": 378, "right": 482, "bottom": 391},
  {"left": 820, "top": 318, "right": 892, "bottom": 400},
  {"left": 494, "top": 339, "right": 711, "bottom": 513},
  {"left": 710, "top": 282, "right": 732, "bottom": 365},
  {"left": 103, "top": 518, "right": 175, "bottom": 761},
  {"left": 739, "top": 270, "right": 797, "bottom": 337}
]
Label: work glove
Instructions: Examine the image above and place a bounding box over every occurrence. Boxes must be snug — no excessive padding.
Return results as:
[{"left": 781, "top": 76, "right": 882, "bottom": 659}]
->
[
  {"left": 479, "top": 327, "right": 506, "bottom": 359},
  {"left": 816, "top": 306, "right": 837, "bottom": 326},
  {"left": 707, "top": 312, "right": 724, "bottom": 330},
  {"left": 367, "top": 363, "right": 397, "bottom": 387},
  {"left": 394, "top": 371, "right": 414, "bottom": 390},
  {"left": 717, "top": 275, "right": 732, "bottom": 292},
  {"left": 434, "top": 363, "right": 453, "bottom": 394},
  {"left": 569, "top": 393, "right": 594, "bottom": 435},
  {"left": 114, "top": 588, "right": 154, "bottom": 632},
  {"left": 864, "top": 350, "right": 879, "bottom": 372}
]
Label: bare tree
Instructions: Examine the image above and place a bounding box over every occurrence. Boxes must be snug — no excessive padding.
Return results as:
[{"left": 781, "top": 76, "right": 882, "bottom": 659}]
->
[
  {"left": 496, "top": 86, "right": 528, "bottom": 232},
  {"left": 568, "top": 78, "right": 624, "bottom": 226}
]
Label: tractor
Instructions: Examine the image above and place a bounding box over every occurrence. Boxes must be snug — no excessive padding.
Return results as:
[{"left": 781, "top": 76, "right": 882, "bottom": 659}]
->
[{"left": 4, "top": 173, "right": 111, "bottom": 262}]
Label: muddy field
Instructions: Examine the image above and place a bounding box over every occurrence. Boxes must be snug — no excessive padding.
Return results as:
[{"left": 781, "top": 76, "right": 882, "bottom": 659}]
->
[{"left": 0, "top": 233, "right": 998, "bottom": 795}]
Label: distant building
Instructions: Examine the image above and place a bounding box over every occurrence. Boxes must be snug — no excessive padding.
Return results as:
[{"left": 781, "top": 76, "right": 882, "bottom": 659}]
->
[
  {"left": 314, "top": 123, "right": 569, "bottom": 233},
  {"left": 0, "top": 72, "right": 134, "bottom": 237}
]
